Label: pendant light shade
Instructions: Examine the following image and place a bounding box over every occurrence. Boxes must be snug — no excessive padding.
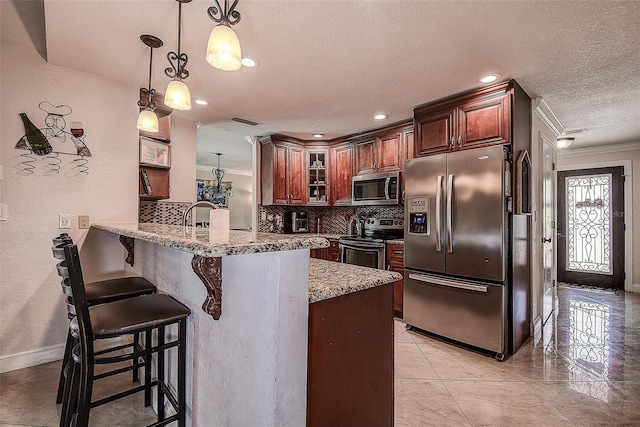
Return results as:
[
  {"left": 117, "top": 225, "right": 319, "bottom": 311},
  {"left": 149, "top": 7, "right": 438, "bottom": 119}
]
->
[
  {"left": 137, "top": 109, "right": 159, "bottom": 132},
  {"left": 206, "top": 24, "right": 242, "bottom": 71},
  {"left": 164, "top": 0, "right": 192, "bottom": 111},
  {"left": 164, "top": 79, "right": 192, "bottom": 110},
  {"left": 137, "top": 34, "right": 163, "bottom": 132}
]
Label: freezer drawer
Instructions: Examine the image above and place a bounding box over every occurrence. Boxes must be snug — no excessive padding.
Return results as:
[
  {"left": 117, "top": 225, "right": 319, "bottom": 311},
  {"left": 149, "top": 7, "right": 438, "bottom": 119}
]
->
[{"left": 403, "top": 270, "right": 505, "bottom": 356}]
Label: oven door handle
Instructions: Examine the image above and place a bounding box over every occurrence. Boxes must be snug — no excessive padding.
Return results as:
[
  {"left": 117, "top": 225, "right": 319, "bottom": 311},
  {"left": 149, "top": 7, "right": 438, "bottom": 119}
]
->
[{"left": 339, "top": 241, "right": 385, "bottom": 250}]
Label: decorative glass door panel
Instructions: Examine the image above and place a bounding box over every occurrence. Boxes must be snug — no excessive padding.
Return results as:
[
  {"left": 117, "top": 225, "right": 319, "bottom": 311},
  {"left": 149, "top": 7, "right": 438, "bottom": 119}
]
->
[
  {"left": 565, "top": 173, "right": 612, "bottom": 274},
  {"left": 557, "top": 166, "right": 624, "bottom": 290}
]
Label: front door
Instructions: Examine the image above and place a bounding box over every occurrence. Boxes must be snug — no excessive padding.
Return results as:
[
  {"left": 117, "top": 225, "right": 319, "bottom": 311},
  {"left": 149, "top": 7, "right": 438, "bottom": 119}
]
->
[
  {"left": 541, "top": 137, "right": 556, "bottom": 324},
  {"left": 557, "top": 167, "right": 625, "bottom": 289}
]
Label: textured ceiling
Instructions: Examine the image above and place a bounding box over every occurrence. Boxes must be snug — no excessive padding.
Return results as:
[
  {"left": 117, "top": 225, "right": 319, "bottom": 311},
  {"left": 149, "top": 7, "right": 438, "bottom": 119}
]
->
[{"left": 3, "top": 1, "right": 639, "bottom": 173}]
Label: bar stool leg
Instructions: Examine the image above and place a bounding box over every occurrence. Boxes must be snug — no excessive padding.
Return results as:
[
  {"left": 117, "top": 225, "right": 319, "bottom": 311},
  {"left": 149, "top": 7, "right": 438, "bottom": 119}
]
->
[
  {"left": 178, "top": 319, "right": 187, "bottom": 427},
  {"left": 56, "top": 328, "right": 75, "bottom": 404},
  {"left": 132, "top": 332, "right": 140, "bottom": 383},
  {"left": 75, "top": 357, "right": 94, "bottom": 427},
  {"left": 144, "top": 330, "right": 152, "bottom": 407},
  {"left": 157, "top": 326, "right": 166, "bottom": 422}
]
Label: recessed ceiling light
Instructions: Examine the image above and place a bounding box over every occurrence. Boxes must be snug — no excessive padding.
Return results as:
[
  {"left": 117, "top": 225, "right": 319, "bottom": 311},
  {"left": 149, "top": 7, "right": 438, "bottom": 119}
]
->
[
  {"left": 374, "top": 114, "right": 387, "bottom": 120},
  {"left": 312, "top": 133, "right": 324, "bottom": 138},
  {"left": 480, "top": 73, "right": 501, "bottom": 84},
  {"left": 194, "top": 99, "right": 208, "bottom": 106},
  {"left": 241, "top": 58, "right": 257, "bottom": 67}
]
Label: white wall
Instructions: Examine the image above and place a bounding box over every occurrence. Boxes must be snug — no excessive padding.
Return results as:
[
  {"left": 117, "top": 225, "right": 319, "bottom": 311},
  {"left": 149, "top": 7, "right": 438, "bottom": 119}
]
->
[{"left": 0, "top": 41, "right": 197, "bottom": 371}]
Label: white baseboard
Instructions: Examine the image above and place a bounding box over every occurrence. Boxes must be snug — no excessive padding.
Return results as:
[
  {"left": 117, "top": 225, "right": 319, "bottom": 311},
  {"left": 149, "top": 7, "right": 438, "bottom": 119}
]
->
[
  {"left": 0, "top": 337, "right": 127, "bottom": 373},
  {"left": 0, "top": 343, "right": 65, "bottom": 373},
  {"left": 633, "top": 283, "right": 640, "bottom": 293}
]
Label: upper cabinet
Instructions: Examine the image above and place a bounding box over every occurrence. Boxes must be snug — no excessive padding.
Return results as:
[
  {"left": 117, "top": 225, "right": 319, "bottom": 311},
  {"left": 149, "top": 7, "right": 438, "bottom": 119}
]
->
[
  {"left": 354, "top": 130, "right": 404, "bottom": 175},
  {"left": 331, "top": 142, "right": 355, "bottom": 206},
  {"left": 414, "top": 81, "right": 513, "bottom": 157},
  {"left": 307, "top": 149, "right": 329, "bottom": 205},
  {"left": 260, "top": 135, "right": 306, "bottom": 205}
]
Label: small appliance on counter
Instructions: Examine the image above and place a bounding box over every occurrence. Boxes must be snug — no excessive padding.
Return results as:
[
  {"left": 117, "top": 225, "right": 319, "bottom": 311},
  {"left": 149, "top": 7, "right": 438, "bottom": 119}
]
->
[{"left": 284, "top": 211, "right": 309, "bottom": 233}]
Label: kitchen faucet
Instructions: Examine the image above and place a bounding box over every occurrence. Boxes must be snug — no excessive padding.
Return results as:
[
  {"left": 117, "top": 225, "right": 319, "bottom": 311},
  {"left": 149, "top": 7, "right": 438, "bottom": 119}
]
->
[{"left": 181, "top": 201, "right": 218, "bottom": 227}]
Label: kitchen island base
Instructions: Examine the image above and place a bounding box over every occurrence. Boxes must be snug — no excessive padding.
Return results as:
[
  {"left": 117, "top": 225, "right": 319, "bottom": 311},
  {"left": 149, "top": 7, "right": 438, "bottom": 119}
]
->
[{"left": 308, "top": 283, "right": 394, "bottom": 427}]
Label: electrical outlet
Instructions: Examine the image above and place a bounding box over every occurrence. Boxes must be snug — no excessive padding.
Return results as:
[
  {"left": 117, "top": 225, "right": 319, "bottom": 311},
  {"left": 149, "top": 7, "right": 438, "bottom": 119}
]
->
[
  {"left": 78, "top": 215, "right": 90, "bottom": 229},
  {"left": 59, "top": 214, "right": 72, "bottom": 229},
  {"left": 0, "top": 204, "right": 7, "bottom": 221}
]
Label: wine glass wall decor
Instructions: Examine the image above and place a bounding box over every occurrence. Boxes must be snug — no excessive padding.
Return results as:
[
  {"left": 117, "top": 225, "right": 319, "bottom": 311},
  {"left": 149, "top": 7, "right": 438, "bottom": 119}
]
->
[{"left": 14, "top": 101, "right": 92, "bottom": 176}]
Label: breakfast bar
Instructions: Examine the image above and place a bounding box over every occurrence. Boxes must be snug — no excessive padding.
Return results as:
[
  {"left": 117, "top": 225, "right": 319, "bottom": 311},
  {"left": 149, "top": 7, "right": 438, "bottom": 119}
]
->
[{"left": 90, "top": 223, "right": 400, "bottom": 426}]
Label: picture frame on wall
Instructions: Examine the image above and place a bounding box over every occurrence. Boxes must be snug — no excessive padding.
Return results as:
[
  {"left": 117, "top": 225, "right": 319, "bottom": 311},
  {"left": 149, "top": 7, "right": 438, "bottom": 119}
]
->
[{"left": 139, "top": 137, "right": 170, "bottom": 168}]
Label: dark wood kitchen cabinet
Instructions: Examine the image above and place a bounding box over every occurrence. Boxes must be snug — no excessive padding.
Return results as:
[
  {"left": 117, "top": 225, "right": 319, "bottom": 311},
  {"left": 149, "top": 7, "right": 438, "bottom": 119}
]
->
[
  {"left": 307, "top": 284, "right": 393, "bottom": 427},
  {"left": 307, "top": 149, "right": 330, "bottom": 205},
  {"left": 260, "top": 135, "right": 305, "bottom": 205},
  {"left": 330, "top": 142, "right": 355, "bottom": 206},
  {"left": 310, "top": 239, "right": 340, "bottom": 262},
  {"left": 414, "top": 81, "right": 512, "bottom": 157},
  {"left": 354, "top": 130, "right": 403, "bottom": 175},
  {"left": 386, "top": 242, "right": 404, "bottom": 317}
]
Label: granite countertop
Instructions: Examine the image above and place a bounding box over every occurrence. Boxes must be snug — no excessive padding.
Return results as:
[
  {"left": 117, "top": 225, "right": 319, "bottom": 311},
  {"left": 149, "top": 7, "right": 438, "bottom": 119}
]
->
[
  {"left": 92, "top": 223, "right": 329, "bottom": 257},
  {"left": 308, "top": 259, "right": 401, "bottom": 303}
]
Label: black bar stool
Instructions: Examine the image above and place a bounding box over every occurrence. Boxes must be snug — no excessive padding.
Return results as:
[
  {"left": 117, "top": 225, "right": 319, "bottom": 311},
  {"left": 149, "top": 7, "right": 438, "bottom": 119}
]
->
[
  {"left": 56, "top": 242, "right": 190, "bottom": 427},
  {"left": 52, "top": 234, "right": 157, "bottom": 404}
]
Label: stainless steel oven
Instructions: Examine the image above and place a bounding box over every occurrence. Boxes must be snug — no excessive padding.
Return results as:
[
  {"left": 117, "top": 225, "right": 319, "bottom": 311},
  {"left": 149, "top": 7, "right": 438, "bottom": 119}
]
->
[
  {"left": 338, "top": 217, "right": 404, "bottom": 269},
  {"left": 339, "top": 238, "right": 386, "bottom": 269}
]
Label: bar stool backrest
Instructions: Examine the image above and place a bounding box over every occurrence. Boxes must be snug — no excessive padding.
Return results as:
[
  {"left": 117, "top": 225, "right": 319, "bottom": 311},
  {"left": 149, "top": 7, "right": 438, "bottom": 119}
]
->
[{"left": 62, "top": 244, "right": 95, "bottom": 360}]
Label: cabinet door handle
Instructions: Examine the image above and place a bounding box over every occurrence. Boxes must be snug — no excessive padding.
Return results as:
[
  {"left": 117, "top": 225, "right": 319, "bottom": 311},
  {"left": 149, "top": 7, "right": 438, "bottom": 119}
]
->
[
  {"left": 457, "top": 136, "right": 461, "bottom": 146},
  {"left": 392, "top": 250, "right": 404, "bottom": 255},
  {"left": 450, "top": 136, "right": 454, "bottom": 148}
]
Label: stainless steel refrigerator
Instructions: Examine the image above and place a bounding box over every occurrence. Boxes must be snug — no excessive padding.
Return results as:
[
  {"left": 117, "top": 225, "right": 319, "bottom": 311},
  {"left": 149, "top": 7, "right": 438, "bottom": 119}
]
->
[{"left": 404, "top": 144, "right": 510, "bottom": 360}]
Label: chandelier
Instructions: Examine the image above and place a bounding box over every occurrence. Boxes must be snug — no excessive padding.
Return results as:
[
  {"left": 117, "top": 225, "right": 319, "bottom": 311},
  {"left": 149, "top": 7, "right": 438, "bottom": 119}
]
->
[{"left": 206, "top": 153, "right": 233, "bottom": 200}]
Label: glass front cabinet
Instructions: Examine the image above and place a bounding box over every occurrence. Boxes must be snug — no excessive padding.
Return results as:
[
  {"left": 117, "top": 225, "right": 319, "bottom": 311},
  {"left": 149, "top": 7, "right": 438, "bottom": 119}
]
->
[{"left": 307, "top": 149, "right": 329, "bottom": 205}]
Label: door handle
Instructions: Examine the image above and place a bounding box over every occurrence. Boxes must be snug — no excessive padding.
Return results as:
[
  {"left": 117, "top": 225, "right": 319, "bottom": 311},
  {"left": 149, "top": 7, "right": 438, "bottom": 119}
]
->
[
  {"left": 446, "top": 174, "right": 454, "bottom": 253},
  {"left": 435, "top": 175, "right": 443, "bottom": 252},
  {"left": 541, "top": 237, "right": 552, "bottom": 243}
]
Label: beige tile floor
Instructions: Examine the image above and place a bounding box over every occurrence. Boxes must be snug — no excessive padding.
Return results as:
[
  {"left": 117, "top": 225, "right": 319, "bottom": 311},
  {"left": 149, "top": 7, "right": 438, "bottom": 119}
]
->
[{"left": 2, "top": 286, "right": 639, "bottom": 426}]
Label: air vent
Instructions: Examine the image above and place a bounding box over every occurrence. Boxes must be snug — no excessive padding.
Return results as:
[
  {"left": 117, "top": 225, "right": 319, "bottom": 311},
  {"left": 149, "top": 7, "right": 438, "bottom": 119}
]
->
[{"left": 231, "top": 117, "right": 260, "bottom": 126}]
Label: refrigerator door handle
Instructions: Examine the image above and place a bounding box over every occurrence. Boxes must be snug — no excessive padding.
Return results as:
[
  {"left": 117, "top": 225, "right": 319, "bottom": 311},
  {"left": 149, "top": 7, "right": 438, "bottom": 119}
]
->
[
  {"left": 447, "top": 174, "right": 454, "bottom": 253},
  {"left": 384, "top": 177, "right": 391, "bottom": 200},
  {"left": 408, "top": 273, "right": 488, "bottom": 293},
  {"left": 435, "top": 175, "right": 443, "bottom": 252}
]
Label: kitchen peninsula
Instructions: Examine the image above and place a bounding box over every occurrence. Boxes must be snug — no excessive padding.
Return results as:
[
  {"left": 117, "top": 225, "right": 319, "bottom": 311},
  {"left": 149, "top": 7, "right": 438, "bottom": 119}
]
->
[{"left": 91, "top": 222, "right": 400, "bottom": 426}]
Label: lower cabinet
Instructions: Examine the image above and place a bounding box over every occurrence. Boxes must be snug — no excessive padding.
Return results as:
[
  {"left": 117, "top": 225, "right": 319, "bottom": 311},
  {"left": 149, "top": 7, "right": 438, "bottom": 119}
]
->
[
  {"left": 310, "top": 239, "right": 340, "bottom": 262},
  {"left": 307, "top": 284, "right": 393, "bottom": 427},
  {"left": 386, "top": 242, "right": 404, "bottom": 318}
]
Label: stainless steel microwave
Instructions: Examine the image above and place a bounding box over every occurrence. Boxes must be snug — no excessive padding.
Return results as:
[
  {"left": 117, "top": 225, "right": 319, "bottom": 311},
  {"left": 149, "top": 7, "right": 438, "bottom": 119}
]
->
[{"left": 352, "top": 171, "right": 401, "bottom": 206}]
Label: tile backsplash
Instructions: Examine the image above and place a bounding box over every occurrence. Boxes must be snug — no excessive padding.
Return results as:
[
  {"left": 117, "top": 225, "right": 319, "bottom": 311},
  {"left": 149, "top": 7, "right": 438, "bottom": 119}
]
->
[
  {"left": 258, "top": 205, "right": 404, "bottom": 234},
  {"left": 139, "top": 200, "right": 192, "bottom": 225}
]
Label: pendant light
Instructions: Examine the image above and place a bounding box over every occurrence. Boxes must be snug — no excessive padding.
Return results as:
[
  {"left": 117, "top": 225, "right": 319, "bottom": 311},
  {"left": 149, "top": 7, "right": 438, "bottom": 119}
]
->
[
  {"left": 164, "top": 0, "right": 192, "bottom": 110},
  {"left": 205, "top": 0, "right": 242, "bottom": 71},
  {"left": 211, "top": 153, "right": 233, "bottom": 199},
  {"left": 137, "top": 35, "right": 163, "bottom": 132}
]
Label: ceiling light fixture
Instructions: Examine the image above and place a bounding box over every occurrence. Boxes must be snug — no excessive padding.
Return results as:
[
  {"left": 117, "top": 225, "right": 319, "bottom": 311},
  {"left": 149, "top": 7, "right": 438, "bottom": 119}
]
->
[
  {"left": 164, "top": 0, "right": 192, "bottom": 111},
  {"left": 194, "top": 99, "right": 209, "bottom": 106},
  {"left": 374, "top": 114, "right": 388, "bottom": 120},
  {"left": 312, "top": 133, "right": 324, "bottom": 138},
  {"left": 206, "top": 0, "right": 243, "bottom": 71},
  {"left": 241, "top": 57, "right": 256, "bottom": 67},
  {"left": 209, "top": 153, "right": 233, "bottom": 200},
  {"left": 556, "top": 136, "right": 575, "bottom": 149},
  {"left": 480, "top": 73, "right": 502, "bottom": 84},
  {"left": 137, "top": 35, "right": 163, "bottom": 133}
]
